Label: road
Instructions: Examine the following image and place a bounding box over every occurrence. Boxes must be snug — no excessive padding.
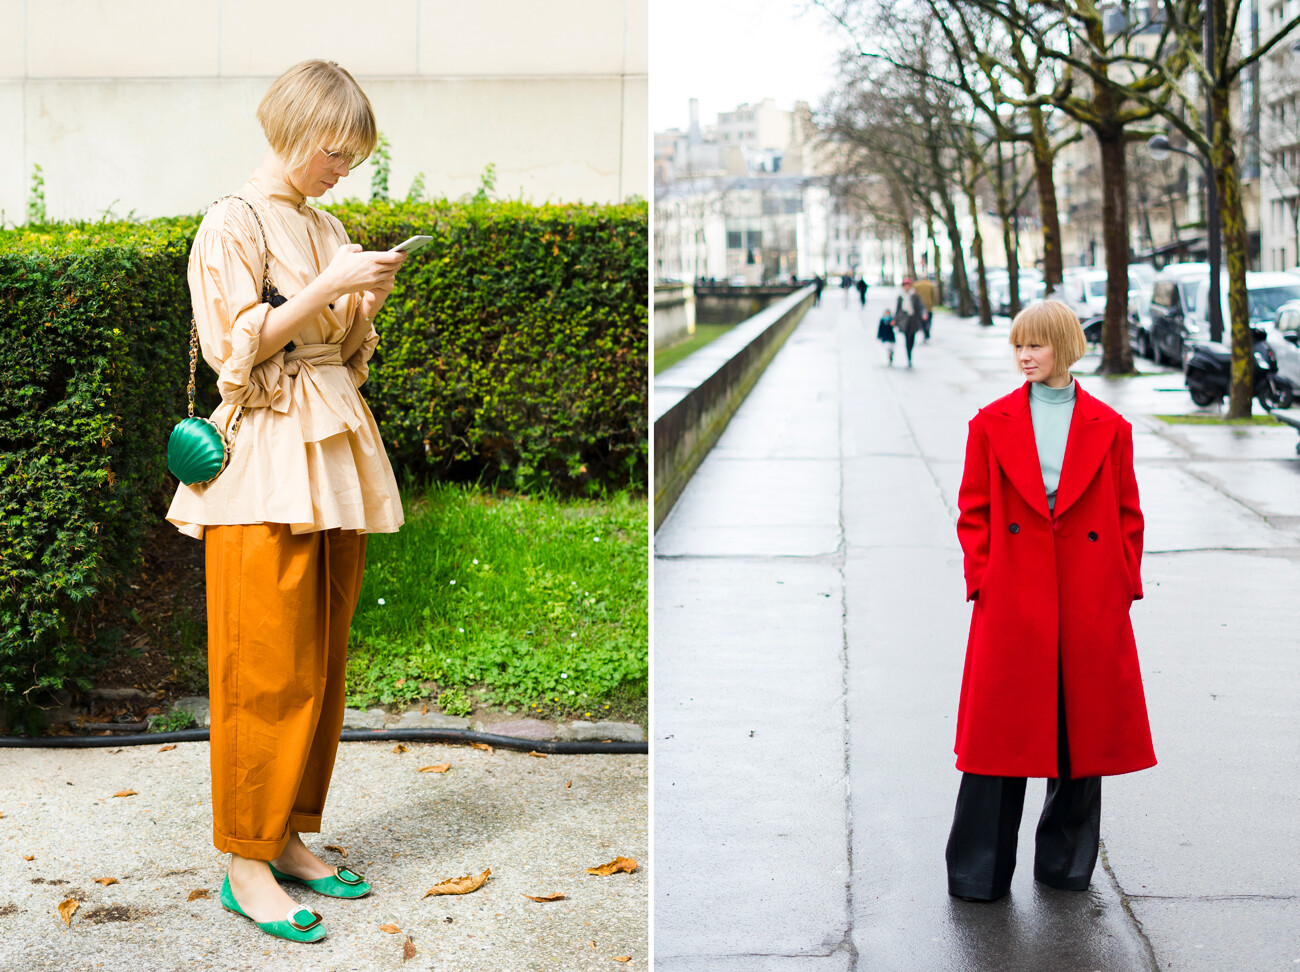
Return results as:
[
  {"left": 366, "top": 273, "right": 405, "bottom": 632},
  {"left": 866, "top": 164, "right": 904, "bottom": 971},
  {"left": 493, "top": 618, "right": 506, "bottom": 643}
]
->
[{"left": 654, "top": 292, "right": 1300, "bottom": 971}]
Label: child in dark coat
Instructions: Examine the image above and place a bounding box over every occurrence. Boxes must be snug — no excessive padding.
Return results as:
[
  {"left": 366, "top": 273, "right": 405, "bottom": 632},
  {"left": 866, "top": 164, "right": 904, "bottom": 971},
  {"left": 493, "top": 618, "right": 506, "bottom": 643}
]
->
[{"left": 877, "top": 309, "right": 896, "bottom": 365}]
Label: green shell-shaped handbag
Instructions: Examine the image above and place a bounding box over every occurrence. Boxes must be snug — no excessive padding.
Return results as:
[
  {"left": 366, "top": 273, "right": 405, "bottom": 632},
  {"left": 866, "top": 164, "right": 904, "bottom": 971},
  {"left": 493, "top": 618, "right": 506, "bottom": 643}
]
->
[
  {"left": 168, "top": 318, "right": 244, "bottom": 486},
  {"left": 168, "top": 415, "right": 232, "bottom": 485}
]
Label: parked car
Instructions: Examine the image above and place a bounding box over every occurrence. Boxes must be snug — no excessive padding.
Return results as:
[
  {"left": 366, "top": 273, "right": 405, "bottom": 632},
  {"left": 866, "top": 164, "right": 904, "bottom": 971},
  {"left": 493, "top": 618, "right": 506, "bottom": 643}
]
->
[
  {"left": 1150, "top": 267, "right": 1300, "bottom": 369},
  {"left": 1145, "top": 263, "right": 1213, "bottom": 366},
  {"left": 1061, "top": 267, "right": 1109, "bottom": 318}
]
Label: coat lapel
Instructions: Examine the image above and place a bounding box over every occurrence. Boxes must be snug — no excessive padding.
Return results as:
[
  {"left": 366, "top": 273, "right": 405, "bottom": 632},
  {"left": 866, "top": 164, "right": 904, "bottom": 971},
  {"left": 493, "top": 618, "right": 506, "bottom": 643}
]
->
[
  {"left": 983, "top": 383, "right": 1052, "bottom": 520},
  {"left": 1052, "top": 381, "right": 1119, "bottom": 519}
]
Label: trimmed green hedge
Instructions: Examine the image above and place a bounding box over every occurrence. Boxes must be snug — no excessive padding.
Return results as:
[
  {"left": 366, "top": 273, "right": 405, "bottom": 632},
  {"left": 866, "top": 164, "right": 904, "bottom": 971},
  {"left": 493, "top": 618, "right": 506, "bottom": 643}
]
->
[
  {"left": 333, "top": 199, "right": 648, "bottom": 491},
  {"left": 0, "top": 219, "right": 197, "bottom": 728},
  {"left": 0, "top": 199, "right": 647, "bottom": 729}
]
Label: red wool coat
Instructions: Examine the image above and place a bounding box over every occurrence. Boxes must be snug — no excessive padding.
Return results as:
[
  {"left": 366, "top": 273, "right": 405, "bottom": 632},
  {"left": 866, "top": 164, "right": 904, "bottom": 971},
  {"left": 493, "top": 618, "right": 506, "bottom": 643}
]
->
[{"left": 955, "top": 381, "right": 1156, "bottom": 779}]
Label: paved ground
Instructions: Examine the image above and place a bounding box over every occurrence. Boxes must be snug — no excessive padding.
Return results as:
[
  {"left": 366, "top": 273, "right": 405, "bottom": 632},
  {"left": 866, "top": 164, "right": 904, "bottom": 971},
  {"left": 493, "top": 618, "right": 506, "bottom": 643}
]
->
[
  {"left": 654, "top": 292, "right": 1300, "bottom": 971},
  {"left": 0, "top": 740, "right": 645, "bottom": 971}
]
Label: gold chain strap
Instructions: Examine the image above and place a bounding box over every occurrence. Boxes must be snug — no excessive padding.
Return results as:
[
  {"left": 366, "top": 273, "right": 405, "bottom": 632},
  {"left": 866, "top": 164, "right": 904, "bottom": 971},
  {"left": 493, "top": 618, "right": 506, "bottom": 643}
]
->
[{"left": 185, "top": 193, "right": 276, "bottom": 447}]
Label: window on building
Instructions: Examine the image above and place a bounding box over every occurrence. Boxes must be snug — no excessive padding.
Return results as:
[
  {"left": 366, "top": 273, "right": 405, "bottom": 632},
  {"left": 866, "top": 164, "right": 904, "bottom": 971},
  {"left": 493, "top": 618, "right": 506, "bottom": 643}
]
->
[{"left": 727, "top": 230, "right": 743, "bottom": 249}]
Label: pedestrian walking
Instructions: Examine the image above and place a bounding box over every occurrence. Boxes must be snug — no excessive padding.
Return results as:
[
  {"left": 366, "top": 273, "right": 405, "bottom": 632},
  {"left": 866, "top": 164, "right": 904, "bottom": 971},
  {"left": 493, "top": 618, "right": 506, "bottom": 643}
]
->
[
  {"left": 167, "top": 58, "right": 409, "bottom": 943},
  {"left": 945, "top": 300, "right": 1155, "bottom": 903},
  {"left": 841, "top": 273, "right": 852, "bottom": 308},
  {"left": 921, "top": 303, "right": 933, "bottom": 342},
  {"left": 856, "top": 277, "right": 868, "bottom": 308},
  {"left": 894, "top": 278, "right": 925, "bottom": 367},
  {"left": 813, "top": 274, "right": 824, "bottom": 307},
  {"left": 876, "top": 308, "right": 896, "bottom": 365}
]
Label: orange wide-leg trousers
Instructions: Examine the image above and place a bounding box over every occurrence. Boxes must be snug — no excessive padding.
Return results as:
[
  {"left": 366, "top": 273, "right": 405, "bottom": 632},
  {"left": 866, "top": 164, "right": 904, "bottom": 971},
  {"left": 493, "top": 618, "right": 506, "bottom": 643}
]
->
[{"left": 204, "top": 524, "right": 367, "bottom": 860}]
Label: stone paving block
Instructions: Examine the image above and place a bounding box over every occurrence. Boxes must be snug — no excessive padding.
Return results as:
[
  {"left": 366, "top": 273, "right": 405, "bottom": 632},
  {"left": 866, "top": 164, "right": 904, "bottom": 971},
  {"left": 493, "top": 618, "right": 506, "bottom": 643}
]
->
[
  {"left": 340, "top": 706, "right": 386, "bottom": 730},
  {"left": 389, "top": 709, "right": 473, "bottom": 730},
  {"left": 479, "top": 718, "right": 557, "bottom": 739},
  {"left": 172, "top": 695, "right": 211, "bottom": 728},
  {"left": 557, "top": 720, "right": 644, "bottom": 742}
]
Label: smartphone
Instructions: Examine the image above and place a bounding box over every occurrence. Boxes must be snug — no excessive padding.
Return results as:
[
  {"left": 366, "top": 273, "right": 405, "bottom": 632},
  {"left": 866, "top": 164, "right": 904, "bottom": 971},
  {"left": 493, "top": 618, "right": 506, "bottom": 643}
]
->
[{"left": 391, "top": 235, "right": 434, "bottom": 255}]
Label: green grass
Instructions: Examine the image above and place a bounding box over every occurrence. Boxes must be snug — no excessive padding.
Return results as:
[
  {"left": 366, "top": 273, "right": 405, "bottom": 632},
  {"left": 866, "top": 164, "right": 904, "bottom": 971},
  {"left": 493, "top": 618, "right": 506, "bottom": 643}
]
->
[
  {"left": 344, "top": 482, "right": 648, "bottom": 723},
  {"left": 654, "top": 323, "right": 736, "bottom": 374},
  {"left": 1156, "top": 414, "right": 1281, "bottom": 425}
]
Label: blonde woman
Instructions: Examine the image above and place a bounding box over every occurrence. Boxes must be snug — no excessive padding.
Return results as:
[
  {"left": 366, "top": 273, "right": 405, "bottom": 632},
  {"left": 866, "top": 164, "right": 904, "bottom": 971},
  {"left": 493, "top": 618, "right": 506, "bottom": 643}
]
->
[
  {"left": 167, "top": 59, "right": 407, "bottom": 942},
  {"left": 946, "top": 300, "right": 1155, "bottom": 902}
]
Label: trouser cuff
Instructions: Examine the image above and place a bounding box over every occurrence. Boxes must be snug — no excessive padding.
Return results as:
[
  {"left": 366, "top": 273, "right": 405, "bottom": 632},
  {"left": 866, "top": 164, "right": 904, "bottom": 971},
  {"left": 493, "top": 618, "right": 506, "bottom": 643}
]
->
[
  {"left": 213, "top": 827, "right": 291, "bottom": 862},
  {"left": 289, "top": 811, "right": 323, "bottom": 833}
]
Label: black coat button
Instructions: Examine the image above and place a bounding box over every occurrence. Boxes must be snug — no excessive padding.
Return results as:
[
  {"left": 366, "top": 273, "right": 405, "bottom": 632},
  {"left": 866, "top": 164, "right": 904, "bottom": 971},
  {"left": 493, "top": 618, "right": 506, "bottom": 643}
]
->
[
  {"left": 1088, "top": 531, "right": 1099, "bottom": 541},
  {"left": 1008, "top": 523, "right": 1020, "bottom": 534}
]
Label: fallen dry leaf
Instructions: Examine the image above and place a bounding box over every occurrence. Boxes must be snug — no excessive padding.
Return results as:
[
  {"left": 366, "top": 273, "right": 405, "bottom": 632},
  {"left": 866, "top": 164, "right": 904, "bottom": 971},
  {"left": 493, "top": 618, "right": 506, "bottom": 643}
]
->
[
  {"left": 470, "top": 742, "right": 493, "bottom": 753},
  {"left": 57, "top": 898, "right": 78, "bottom": 926},
  {"left": 187, "top": 889, "right": 209, "bottom": 901},
  {"left": 418, "top": 764, "right": 451, "bottom": 774},
  {"left": 22, "top": 855, "right": 33, "bottom": 861},
  {"left": 92, "top": 877, "right": 117, "bottom": 886},
  {"left": 379, "top": 922, "right": 401, "bottom": 934},
  {"left": 422, "top": 868, "right": 490, "bottom": 897},
  {"left": 157, "top": 744, "right": 176, "bottom": 752},
  {"left": 403, "top": 934, "right": 417, "bottom": 960},
  {"left": 587, "top": 857, "right": 638, "bottom": 876},
  {"left": 520, "top": 892, "right": 566, "bottom": 902},
  {"left": 323, "top": 844, "right": 348, "bottom": 859},
  {"left": 566, "top": 780, "right": 572, "bottom": 789},
  {"left": 527, "top": 751, "right": 548, "bottom": 758},
  {"left": 112, "top": 790, "right": 137, "bottom": 798},
  {"left": 421, "top": 704, "right": 428, "bottom": 715},
  {"left": 392, "top": 744, "right": 408, "bottom": 754},
  {"left": 614, "top": 957, "right": 632, "bottom": 963}
]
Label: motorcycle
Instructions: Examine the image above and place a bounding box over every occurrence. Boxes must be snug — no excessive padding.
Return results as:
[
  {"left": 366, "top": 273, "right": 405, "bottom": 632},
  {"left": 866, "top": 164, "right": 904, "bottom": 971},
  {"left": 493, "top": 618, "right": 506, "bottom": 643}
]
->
[{"left": 1184, "top": 327, "right": 1295, "bottom": 409}]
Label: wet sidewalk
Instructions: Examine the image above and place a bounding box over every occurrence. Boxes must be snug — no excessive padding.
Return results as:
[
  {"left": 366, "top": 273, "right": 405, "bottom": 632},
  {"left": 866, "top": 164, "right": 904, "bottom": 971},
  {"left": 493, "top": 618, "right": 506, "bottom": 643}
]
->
[
  {"left": 654, "top": 293, "right": 1300, "bottom": 970},
  {"left": 0, "top": 740, "right": 646, "bottom": 971}
]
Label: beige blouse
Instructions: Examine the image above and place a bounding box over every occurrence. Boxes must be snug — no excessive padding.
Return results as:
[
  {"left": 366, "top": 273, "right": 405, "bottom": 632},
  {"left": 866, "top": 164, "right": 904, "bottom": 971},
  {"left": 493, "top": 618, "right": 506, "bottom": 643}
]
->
[{"left": 166, "top": 169, "right": 405, "bottom": 539}]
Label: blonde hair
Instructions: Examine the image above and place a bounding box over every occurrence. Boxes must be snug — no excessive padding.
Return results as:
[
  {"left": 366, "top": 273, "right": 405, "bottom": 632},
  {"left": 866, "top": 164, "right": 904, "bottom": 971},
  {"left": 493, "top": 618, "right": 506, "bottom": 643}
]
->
[
  {"left": 257, "top": 60, "right": 377, "bottom": 173},
  {"left": 1009, "top": 300, "right": 1087, "bottom": 380}
]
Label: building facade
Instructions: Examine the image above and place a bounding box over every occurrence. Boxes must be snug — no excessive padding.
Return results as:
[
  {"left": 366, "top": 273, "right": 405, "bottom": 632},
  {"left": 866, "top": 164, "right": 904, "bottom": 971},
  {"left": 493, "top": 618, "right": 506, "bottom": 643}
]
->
[{"left": 3, "top": 0, "right": 647, "bottom": 224}]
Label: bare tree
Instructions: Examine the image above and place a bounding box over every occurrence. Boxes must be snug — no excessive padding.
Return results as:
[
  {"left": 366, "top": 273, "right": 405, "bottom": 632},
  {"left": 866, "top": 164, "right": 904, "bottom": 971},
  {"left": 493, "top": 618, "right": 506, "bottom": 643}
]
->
[
  {"left": 820, "top": 4, "right": 977, "bottom": 314},
  {"left": 1001, "top": 0, "right": 1300, "bottom": 409}
]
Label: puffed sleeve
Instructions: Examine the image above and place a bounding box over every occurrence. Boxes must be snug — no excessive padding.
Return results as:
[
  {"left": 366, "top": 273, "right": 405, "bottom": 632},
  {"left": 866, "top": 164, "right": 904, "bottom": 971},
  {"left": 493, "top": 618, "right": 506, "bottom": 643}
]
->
[
  {"left": 188, "top": 204, "right": 286, "bottom": 408},
  {"left": 956, "top": 415, "right": 992, "bottom": 602},
  {"left": 344, "top": 311, "right": 380, "bottom": 389}
]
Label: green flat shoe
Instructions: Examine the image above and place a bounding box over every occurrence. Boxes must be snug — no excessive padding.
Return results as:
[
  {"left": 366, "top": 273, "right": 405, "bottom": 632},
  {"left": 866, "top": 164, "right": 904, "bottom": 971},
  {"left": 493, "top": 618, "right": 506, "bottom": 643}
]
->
[
  {"left": 268, "top": 863, "right": 372, "bottom": 899},
  {"left": 220, "top": 873, "right": 327, "bottom": 943}
]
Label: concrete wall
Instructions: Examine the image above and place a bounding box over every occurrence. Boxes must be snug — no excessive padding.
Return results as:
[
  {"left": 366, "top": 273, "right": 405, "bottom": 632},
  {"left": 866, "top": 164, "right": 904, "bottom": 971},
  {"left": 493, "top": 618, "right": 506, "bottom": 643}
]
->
[
  {"left": 654, "top": 285, "right": 815, "bottom": 530},
  {"left": 1, "top": 0, "right": 647, "bottom": 224},
  {"left": 654, "top": 283, "right": 695, "bottom": 350}
]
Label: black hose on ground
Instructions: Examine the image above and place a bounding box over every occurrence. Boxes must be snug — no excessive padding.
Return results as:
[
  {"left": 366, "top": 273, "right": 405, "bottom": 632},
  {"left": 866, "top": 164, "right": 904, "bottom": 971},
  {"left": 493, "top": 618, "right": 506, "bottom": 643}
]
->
[{"left": 0, "top": 727, "right": 646, "bottom": 754}]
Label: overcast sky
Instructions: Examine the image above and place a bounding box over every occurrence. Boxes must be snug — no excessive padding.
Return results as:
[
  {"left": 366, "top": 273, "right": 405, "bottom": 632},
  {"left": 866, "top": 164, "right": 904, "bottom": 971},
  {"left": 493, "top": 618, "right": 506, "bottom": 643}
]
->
[{"left": 650, "top": 0, "right": 848, "bottom": 133}]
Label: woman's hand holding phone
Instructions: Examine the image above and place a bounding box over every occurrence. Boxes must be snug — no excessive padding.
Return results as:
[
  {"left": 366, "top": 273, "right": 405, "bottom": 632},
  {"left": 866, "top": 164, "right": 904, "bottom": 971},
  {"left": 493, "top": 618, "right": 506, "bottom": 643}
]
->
[{"left": 321, "top": 243, "right": 407, "bottom": 299}]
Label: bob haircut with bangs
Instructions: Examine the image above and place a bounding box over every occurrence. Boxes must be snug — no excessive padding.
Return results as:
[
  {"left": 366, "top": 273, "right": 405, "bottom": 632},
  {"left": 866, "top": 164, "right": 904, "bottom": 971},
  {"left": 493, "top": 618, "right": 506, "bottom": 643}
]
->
[
  {"left": 257, "top": 60, "right": 377, "bottom": 174},
  {"left": 1009, "top": 300, "right": 1087, "bottom": 380}
]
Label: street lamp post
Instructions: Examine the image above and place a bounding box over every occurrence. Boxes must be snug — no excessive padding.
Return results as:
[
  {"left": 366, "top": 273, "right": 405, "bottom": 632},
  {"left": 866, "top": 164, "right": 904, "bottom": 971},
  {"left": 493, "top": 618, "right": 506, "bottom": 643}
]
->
[{"left": 1148, "top": 133, "right": 1224, "bottom": 343}]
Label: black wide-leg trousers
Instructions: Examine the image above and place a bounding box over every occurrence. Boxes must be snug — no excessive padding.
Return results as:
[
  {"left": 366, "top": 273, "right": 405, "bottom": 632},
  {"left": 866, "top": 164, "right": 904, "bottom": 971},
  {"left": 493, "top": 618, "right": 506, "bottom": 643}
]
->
[{"left": 945, "top": 674, "right": 1102, "bottom": 901}]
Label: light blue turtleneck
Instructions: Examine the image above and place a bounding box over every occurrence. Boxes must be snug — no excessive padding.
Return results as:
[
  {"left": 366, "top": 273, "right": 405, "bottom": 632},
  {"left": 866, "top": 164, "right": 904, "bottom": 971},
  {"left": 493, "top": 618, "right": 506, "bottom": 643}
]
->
[{"left": 1029, "top": 378, "right": 1076, "bottom": 511}]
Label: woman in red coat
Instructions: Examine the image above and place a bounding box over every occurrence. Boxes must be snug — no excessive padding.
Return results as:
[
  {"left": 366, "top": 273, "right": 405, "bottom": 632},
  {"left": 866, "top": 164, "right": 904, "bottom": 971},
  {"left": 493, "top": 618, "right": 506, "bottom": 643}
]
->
[{"left": 946, "top": 300, "right": 1156, "bottom": 902}]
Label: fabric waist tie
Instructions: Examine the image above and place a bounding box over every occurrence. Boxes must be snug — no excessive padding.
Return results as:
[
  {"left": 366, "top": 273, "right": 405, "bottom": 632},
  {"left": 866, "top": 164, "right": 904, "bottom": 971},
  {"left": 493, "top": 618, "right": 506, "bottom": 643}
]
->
[{"left": 272, "top": 342, "right": 364, "bottom": 442}]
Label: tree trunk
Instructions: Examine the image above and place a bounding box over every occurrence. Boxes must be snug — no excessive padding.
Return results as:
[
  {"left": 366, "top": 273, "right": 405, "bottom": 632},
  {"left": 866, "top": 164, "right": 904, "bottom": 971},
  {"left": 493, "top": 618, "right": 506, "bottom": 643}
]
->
[
  {"left": 1096, "top": 127, "right": 1135, "bottom": 374},
  {"left": 994, "top": 141, "right": 1021, "bottom": 317},
  {"left": 941, "top": 193, "right": 974, "bottom": 315},
  {"left": 902, "top": 220, "right": 917, "bottom": 280},
  {"left": 1212, "top": 85, "right": 1254, "bottom": 418},
  {"left": 1030, "top": 106, "right": 1064, "bottom": 296},
  {"left": 966, "top": 162, "right": 993, "bottom": 327}
]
